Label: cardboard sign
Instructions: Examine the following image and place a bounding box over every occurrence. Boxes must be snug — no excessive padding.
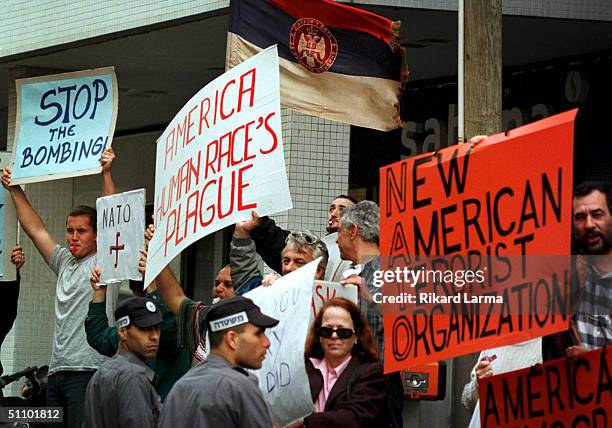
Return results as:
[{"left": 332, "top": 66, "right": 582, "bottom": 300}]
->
[
  {"left": 0, "top": 152, "right": 18, "bottom": 281},
  {"left": 379, "top": 110, "right": 577, "bottom": 371},
  {"left": 311, "top": 280, "right": 358, "bottom": 320},
  {"left": 11, "top": 67, "right": 118, "bottom": 184},
  {"left": 145, "top": 46, "right": 292, "bottom": 287},
  {"left": 478, "top": 347, "right": 612, "bottom": 428},
  {"left": 245, "top": 259, "right": 318, "bottom": 427},
  {"left": 96, "top": 189, "right": 145, "bottom": 284}
]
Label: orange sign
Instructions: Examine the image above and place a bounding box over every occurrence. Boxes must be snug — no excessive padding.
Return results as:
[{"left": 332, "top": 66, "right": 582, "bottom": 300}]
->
[
  {"left": 478, "top": 347, "right": 612, "bottom": 428},
  {"left": 379, "top": 110, "right": 577, "bottom": 372}
]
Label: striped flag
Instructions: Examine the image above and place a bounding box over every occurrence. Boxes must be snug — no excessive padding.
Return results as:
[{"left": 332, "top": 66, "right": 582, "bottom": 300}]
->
[{"left": 226, "top": 0, "right": 408, "bottom": 131}]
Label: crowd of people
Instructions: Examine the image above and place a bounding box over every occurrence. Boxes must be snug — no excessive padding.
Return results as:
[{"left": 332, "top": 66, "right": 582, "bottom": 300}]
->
[{"left": 0, "top": 148, "right": 610, "bottom": 427}]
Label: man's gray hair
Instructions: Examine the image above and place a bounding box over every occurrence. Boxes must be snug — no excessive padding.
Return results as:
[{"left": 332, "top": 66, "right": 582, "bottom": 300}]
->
[
  {"left": 283, "top": 230, "right": 329, "bottom": 272},
  {"left": 340, "top": 200, "right": 379, "bottom": 244}
]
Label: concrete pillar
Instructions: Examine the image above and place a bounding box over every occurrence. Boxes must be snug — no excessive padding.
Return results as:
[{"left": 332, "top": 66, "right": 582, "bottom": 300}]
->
[{"left": 454, "top": 1, "right": 502, "bottom": 426}]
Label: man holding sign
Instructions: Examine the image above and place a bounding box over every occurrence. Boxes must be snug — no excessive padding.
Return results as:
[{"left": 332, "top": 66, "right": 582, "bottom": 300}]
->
[
  {"left": 230, "top": 211, "right": 328, "bottom": 293},
  {"left": 1, "top": 147, "right": 118, "bottom": 427},
  {"left": 248, "top": 195, "right": 357, "bottom": 282}
]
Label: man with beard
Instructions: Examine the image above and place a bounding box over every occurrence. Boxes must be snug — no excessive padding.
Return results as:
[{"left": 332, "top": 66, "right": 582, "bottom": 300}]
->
[
  {"left": 250, "top": 195, "right": 356, "bottom": 281},
  {"left": 544, "top": 181, "right": 612, "bottom": 359}
]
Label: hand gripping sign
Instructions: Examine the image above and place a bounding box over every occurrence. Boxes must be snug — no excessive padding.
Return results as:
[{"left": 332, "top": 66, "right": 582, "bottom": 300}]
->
[
  {"left": 96, "top": 189, "right": 145, "bottom": 285},
  {"left": 11, "top": 67, "right": 118, "bottom": 184},
  {"left": 145, "top": 46, "right": 292, "bottom": 287}
]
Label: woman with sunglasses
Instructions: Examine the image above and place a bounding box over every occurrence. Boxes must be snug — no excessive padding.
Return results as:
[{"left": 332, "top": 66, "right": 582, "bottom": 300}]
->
[{"left": 294, "top": 297, "right": 388, "bottom": 428}]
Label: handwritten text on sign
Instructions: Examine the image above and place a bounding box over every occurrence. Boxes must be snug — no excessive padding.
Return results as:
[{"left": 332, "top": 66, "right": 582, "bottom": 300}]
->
[
  {"left": 245, "top": 259, "right": 318, "bottom": 427},
  {"left": 12, "top": 67, "right": 118, "bottom": 184},
  {"left": 311, "top": 280, "right": 358, "bottom": 320},
  {"left": 145, "top": 46, "right": 292, "bottom": 286},
  {"left": 479, "top": 347, "right": 611, "bottom": 428},
  {"left": 96, "top": 189, "right": 145, "bottom": 284},
  {"left": 379, "top": 110, "right": 577, "bottom": 371}
]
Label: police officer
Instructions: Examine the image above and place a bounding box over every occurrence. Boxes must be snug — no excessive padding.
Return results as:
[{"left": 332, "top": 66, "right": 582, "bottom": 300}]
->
[
  {"left": 83, "top": 295, "right": 163, "bottom": 427},
  {"left": 159, "top": 295, "right": 279, "bottom": 427}
]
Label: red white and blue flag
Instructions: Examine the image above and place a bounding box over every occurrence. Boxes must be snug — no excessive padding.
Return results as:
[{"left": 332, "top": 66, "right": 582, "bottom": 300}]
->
[{"left": 226, "top": 0, "right": 407, "bottom": 131}]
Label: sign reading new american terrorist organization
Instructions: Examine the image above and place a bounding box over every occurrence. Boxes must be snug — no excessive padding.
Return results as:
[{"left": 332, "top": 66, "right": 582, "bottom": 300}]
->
[
  {"left": 144, "top": 46, "right": 292, "bottom": 287},
  {"left": 11, "top": 67, "right": 118, "bottom": 185},
  {"left": 245, "top": 259, "right": 319, "bottom": 428},
  {"left": 96, "top": 189, "right": 145, "bottom": 285},
  {"left": 378, "top": 110, "right": 577, "bottom": 372}
]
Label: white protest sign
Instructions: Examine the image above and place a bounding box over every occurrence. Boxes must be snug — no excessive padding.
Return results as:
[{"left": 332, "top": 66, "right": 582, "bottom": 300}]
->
[
  {"left": 96, "top": 189, "right": 145, "bottom": 284},
  {"left": 311, "top": 280, "right": 358, "bottom": 320},
  {"left": 11, "top": 67, "right": 118, "bottom": 185},
  {"left": 145, "top": 46, "right": 292, "bottom": 287},
  {"left": 0, "top": 152, "right": 18, "bottom": 281},
  {"left": 245, "top": 259, "right": 318, "bottom": 427}
]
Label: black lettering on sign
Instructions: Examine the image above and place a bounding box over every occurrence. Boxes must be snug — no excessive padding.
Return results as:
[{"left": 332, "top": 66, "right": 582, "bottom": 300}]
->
[
  {"left": 386, "top": 162, "right": 407, "bottom": 216},
  {"left": 436, "top": 146, "right": 471, "bottom": 197}
]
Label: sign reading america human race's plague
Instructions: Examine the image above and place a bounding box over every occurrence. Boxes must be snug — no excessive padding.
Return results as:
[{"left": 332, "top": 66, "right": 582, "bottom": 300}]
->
[{"left": 145, "top": 46, "right": 292, "bottom": 287}]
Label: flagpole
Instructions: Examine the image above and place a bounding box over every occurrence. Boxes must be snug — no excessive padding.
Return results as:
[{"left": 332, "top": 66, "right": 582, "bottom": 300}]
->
[{"left": 458, "top": 0, "right": 464, "bottom": 143}]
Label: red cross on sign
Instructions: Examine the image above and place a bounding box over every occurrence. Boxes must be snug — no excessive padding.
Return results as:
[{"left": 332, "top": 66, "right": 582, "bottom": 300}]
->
[{"left": 109, "top": 231, "right": 125, "bottom": 268}]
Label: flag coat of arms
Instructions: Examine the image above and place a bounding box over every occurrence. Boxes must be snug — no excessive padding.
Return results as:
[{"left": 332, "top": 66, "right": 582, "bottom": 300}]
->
[{"left": 227, "top": 0, "right": 408, "bottom": 131}]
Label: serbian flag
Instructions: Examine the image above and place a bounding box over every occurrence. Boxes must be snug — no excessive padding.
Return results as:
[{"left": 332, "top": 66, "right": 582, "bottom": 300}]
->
[{"left": 227, "top": 0, "right": 408, "bottom": 131}]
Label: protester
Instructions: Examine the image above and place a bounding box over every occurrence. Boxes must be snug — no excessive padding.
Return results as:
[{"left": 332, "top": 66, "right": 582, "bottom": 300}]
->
[
  {"left": 336, "top": 200, "right": 404, "bottom": 428},
  {"left": 461, "top": 339, "right": 542, "bottom": 428},
  {"left": 230, "top": 210, "right": 329, "bottom": 292},
  {"left": 84, "top": 266, "right": 190, "bottom": 401},
  {"left": 83, "top": 295, "right": 163, "bottom": 427},
  {"left": 139, "top": 224, "right": 236, "bottom": 365},
  {"left": 0, "top": 245, "right": 26, "bottom": 376},
  {"left": 287, "top": 297, "right": 388, "bottom": 428},
  {"left": 212, "top": 264, "right": 235, "bottom": 301},
  {"left": 543, "top": 181, "right": 612, "bottom": 359},
  {"left": 1, "top": 147, "right": 118, "bottom": 427},
  {"left": 159, "top": 296, "right": 278, "bottom": 427},
  {"left": 248, "top": 195, "right": 356, "bottom": 281}
]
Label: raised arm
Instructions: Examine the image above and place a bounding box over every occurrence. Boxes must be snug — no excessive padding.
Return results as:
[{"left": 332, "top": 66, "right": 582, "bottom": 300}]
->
[
  {"left": 2, "top": 168, "right": 56, "bottom": 263},
  {"left": 85, "top": 265, "right": 119, "bottom": 357},
  {"left": 231, "top": 211, "right": 264, "bottom": 292},
  {"left": 100, "top": 147, "right": 116, "bottom": 196},
  {"left": 140, "top": 224, "right": 185, "bottom": 315}
]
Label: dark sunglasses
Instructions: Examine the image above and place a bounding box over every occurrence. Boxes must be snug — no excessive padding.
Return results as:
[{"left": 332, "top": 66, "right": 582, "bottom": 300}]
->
[{"left": 317, "top": 327, "right": 355, "bottom": 339}]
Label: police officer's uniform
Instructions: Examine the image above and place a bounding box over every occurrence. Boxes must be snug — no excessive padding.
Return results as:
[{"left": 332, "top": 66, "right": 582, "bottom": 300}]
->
[
  {"left": 83, "top": 297, "right": 163, "bottom": 427},
  {"left": 159, "top": 296, "right": 279, "bottom": 427}
]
